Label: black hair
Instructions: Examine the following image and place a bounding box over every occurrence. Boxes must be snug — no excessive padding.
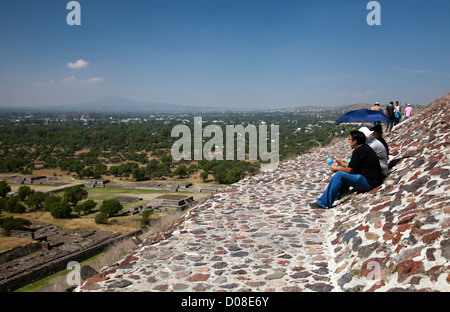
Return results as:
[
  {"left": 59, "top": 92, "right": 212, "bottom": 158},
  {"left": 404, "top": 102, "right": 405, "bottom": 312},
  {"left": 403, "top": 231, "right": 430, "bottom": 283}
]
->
[
  {"left": 370, "top": 124, "right": 383, "bottom": 135},
  {"left": 350, "top": 130, "right": 366, "bottom": 145}
]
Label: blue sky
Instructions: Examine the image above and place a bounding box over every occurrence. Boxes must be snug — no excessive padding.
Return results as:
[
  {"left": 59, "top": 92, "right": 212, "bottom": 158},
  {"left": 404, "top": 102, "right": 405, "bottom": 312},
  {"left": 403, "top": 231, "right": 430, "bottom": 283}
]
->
[{"left": 1, "top": 0, "right": 449, "bottom": 110}]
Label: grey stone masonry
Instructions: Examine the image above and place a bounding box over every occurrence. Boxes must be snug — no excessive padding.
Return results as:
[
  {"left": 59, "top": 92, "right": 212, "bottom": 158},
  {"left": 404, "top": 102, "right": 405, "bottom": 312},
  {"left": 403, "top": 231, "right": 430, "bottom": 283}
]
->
[{"left": 77, "top": 93, "right": 450, "bottom": 292}]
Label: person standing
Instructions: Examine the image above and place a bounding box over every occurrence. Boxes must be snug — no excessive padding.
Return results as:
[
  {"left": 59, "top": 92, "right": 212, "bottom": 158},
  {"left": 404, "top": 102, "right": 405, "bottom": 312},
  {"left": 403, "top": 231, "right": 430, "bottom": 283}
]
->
[
  {"left": 371, "top": 102, "right": 381, "bottom": 127},
  {"left": 404, "top": 104, "right": 413, "bottom": 119},
  {"left": 309, "top": 130, "right": 384, "bottom": 209},
  {"left": 394, "top": 101, "right": 401, "bottom": 126},
  {"left": 384, "top": 102, "right": 395, "bottom": 132}
]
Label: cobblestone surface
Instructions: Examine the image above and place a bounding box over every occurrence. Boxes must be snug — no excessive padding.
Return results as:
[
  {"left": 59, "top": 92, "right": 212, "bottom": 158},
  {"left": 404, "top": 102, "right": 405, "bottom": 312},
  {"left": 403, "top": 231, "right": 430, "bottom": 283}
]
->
[{"left": 76, "top": 93, "right": 450, "bottom": 292}]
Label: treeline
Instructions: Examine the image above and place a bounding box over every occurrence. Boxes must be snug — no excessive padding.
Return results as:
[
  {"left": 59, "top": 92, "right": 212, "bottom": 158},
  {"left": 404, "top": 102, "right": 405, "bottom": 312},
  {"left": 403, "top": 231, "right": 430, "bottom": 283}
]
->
[
  {"left": 0, "top": 181, "right": 125, "bottom": 236},
  {"left": 0, "top": 111, "right": 352, "bottom": 183}
]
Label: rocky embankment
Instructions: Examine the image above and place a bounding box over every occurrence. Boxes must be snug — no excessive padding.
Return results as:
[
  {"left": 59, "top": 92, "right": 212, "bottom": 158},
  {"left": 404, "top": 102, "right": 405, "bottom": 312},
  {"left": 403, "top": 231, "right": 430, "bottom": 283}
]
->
[{"left": 76, "top": 94, "right": 450, "bottom": 292}]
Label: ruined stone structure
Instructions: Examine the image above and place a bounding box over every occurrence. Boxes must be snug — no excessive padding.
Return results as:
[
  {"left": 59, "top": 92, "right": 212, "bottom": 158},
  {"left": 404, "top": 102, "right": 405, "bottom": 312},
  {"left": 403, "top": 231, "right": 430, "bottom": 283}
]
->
[
  {"left": 76, "top": 93, "right": 450, "bottom": 292},
  {"left": 0, "top": 221, "right": 141, "bottom": 292},
  {"left": 122, "top": 194, "right": 197, "bottom": 216}
]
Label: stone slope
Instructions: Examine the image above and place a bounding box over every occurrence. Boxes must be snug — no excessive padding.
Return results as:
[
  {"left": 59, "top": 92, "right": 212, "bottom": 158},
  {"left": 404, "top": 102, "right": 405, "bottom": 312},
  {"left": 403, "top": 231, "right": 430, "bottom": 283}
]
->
[
  {"left": 76, "top": 94, "right": 450, "bottom": 292},
  {"left": 328, "top": 93, "right": 450, "bottom": 291}
]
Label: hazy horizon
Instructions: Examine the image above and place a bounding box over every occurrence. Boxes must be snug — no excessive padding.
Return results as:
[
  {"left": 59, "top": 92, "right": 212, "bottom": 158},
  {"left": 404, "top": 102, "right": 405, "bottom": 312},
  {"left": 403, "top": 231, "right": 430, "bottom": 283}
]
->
[{"left": 1, "top": 1, "right": 450, "bottom": 110}]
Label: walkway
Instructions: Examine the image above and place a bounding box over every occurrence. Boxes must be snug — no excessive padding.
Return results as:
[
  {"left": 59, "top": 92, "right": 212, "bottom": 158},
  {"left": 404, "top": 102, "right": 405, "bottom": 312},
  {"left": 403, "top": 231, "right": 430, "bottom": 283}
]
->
[{"left": 77, "top": 140, "right": 350, "bottom": 292}]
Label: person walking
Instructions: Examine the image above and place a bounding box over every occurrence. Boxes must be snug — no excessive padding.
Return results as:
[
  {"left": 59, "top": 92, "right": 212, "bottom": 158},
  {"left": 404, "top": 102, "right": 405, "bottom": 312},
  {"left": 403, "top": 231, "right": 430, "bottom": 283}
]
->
[{"left": 309, "top": 130, "right": 384, "bottom": 209}]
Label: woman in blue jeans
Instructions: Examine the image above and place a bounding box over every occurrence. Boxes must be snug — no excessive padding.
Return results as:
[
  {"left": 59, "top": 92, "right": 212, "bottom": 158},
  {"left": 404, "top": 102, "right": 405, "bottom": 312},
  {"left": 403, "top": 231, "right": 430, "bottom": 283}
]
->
[{"left": 310, "top": 131, "right": 384, "bottom": 209}]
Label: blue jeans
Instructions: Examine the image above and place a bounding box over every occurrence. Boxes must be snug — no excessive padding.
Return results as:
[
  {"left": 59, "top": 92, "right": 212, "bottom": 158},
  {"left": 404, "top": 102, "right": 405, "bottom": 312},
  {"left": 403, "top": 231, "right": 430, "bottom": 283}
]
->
[{"left": 316, "top": 172, "right": 373, "bottom": 208}]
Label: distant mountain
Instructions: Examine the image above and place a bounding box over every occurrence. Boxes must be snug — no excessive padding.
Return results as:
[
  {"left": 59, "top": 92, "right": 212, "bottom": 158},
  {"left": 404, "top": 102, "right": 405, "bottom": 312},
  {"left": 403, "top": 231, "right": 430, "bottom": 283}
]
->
[
  {"left": 335, "top": 102, "right": 373, "bottom": 113},
  {"left": 63, "top": 97, "right": 259, "bottom": 113},
  {"left": 269, "top": 102, "right": 373, "bottom": 113},
  {"left": 0, "top": 97, "right": 261, "bottom": 113}
]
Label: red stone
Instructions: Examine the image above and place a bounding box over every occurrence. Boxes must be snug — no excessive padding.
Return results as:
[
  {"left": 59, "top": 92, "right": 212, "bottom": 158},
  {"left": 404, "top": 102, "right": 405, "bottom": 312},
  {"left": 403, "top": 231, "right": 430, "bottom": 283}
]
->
[
  {"left": 392, "top": 233, "right": 403, "bottom": 245},
  {"left": 119, "top": 253, "right": 138, "bottom": 266},
  {"left": 367, "top": 281, "right": 385, "bottom": 292},
  {"left": 398, "top": 215, "right": 416, "bottom": 225},
  {"left": 408, "top": 172, "right": 420, "bottom": 182},
  {"left": 397, "top": 223, "right": 414, "bottom": 232},
  {"left": 359, "top": 225, "right": 369, "bottom": 232},
  {"left": 382, "top": 223, "right": 395, "bottom": 232},
  {"left": 277, "top": 260, "right": 290, "bottom": 266},
  {"left": 361, "top": 257, "right": 388, "bottom": 278},
  {"left": 173, "top": 254, "right": 185, "bottom": 261},
  {"left": 374, "top": 221, "right": 382, "bottom": 229},
  {"left": 422, "top": 231, "right": 441, "bottom": 244},
  {"left": 368, "top": 186, "right": 381, "bottom": 194},
  {"left": 396, "top": 260, "right": 424, "bottom": 283},
  {"left": 186, "top": 273, "right": 210, "bottom": 282},
  {"left": 371, "top": 202, "right": 391, "bottom": 212},
  {"left": 383, "top": 231, "right": 395, "bottom": 241},
  {"left": 153, "top": 284, "right": 169, "bottom": 291},
  {"left": 426, "top": 265, "right": 444, "bottom": 282},
  {"left": 395, "top": 244, "right": 404, "bottom": 253}
]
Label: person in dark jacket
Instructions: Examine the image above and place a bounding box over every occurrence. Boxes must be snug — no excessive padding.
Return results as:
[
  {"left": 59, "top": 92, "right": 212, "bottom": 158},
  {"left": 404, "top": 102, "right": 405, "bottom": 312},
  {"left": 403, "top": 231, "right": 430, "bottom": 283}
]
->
[
  {"left": 384, "top": 101, "right": 395, "bottom": 132},
  {"left": 310, "top": 131, "right": 384, "bottom": 209}
]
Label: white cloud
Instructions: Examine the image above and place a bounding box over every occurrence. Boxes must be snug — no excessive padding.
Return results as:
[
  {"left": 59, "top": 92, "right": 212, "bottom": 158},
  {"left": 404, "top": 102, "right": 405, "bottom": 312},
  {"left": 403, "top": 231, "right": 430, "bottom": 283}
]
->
[
  {"left": 80, "top": 77, "right": 104, "bottom": 86},
  {"left": 60, "top": 75, "right": 78, "bottom": 85},
  {"left": 67, "top": 59, "right": 89, "bottom": 69},
  {"left": 392, "top": 67, "right": 450, "bottom": 76},
  {"left": 60, "top": 75, "right": 104, "bottom": 86}
]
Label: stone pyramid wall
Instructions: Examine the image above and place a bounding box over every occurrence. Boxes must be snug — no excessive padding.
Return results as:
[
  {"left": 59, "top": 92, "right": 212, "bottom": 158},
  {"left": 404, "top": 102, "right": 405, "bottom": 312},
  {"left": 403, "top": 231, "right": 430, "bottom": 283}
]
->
[{"left": 77, "top": 93, "right": 449, "bottom": 292}]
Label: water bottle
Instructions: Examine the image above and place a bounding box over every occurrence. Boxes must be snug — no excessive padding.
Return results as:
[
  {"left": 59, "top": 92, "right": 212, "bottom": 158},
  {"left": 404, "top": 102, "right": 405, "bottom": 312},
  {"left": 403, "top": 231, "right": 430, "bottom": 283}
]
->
[{"left": 325, "top": 156, "right": 334, "bottom": 166}]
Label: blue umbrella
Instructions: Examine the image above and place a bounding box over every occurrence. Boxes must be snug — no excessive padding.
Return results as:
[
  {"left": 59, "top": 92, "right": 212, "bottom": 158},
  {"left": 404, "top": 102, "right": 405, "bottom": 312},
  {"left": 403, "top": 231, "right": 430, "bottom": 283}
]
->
[{"left": 335, "top": 109, "right": 390, "bottom": 124}]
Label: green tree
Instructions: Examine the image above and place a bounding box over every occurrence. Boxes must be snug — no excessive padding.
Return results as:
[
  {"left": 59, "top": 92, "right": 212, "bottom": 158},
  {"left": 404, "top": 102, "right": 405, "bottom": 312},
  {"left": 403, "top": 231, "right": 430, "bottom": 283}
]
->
[
  {"left": 25, "top": 191, "right": 46, "bottom": 212},
  {"left": 95, "top": 212, "right": 109, "bottom": 224},
  {"left": 74, "top": 200, "right": 97, "bottom": 215},
  {"left": 0, "top": 181, "right": 11, "bottom": 197},
  {"left": 18, "top": 185, "right": 33, "bottom": 201},
  {"left": 43, "top": 195, "right": 62, "bottom": 211},
  {"left": 200, "top": 171, "right": 209, "bottom": 182},
  {"left": 0, "top": 217, "right": 31, "bottom": 236},
  {"left": 5, "top": 197, "right": 26, "bottom": 213},
  {"left": 132, "top": 167, "right": 147, "bottom": 181},
  {"left": 174, "top": 164, "right": 188, "bottom": 178},
  {"left": 49, "top": 201, "right": 72, "bottom": 219},
  {"left": 226, "top": 167, "right": 244, "bottom": 184},
  {"left": 140, "top": 210, "right": 153, "bottom": 228},
  {"left": 99, "top": 199, "right": 123, "bottom": 218},
  {"left": 63, "top": 185, "right": 88, "bottom": 206}
]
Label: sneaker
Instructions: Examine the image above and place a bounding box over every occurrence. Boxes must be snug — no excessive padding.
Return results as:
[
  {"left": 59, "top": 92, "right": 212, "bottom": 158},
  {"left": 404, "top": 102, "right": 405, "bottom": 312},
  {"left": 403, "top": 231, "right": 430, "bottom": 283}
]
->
[{"left": 309, "top": 202, "right": 325, "bottom": 209}]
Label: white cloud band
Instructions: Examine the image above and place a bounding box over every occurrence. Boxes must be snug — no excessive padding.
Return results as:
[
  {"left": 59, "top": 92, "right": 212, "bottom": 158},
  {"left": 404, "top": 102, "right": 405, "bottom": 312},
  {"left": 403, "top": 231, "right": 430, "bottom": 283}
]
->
[{"left": 67, "top": 59, "right": 89, "bottom": 69}]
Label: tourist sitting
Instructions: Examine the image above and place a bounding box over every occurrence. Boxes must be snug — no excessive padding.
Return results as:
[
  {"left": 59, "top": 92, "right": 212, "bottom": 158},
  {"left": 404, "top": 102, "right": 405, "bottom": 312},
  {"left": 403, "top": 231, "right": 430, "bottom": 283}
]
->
[
  {"left": 310, "top": 130, "right": 384, "bottom": 209},
  {"left": 358, "top": 127, "right": 388, "bottom": 177},
  {"left": 370, "top": 124, "right": 389, "bottom": 159}
]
